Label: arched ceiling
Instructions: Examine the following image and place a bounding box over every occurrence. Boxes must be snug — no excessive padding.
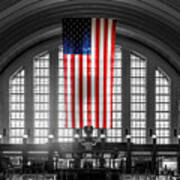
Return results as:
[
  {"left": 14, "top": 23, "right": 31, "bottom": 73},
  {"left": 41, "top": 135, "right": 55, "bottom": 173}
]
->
[{"left": 0, "top": 0, "right": 180, "bottom": 73}]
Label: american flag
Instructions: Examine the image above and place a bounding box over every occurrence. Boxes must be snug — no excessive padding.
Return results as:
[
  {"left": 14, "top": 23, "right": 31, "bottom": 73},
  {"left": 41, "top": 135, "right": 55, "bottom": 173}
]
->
[{"left": 63, "top": 18, "right": 116, "bottom": 129}]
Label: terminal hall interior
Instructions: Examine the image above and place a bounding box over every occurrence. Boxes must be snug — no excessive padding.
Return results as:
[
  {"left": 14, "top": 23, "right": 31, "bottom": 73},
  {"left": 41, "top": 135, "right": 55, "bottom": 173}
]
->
[{"left": 0, "top": 0, "right": 180, "bottom": 179}]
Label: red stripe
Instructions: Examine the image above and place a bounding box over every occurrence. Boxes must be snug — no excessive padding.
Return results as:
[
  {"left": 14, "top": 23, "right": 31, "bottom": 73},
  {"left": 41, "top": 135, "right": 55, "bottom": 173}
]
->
[
  {"left": 70, "top": 55, "right": 75, "bottom": 128},
  {"left": 110, "top": 20, "right": 116, "bottom": 128},
  {"left": 63, "top": 54, "right": 68, "bottom": 128},
  {"left": 103, "top": 19, "right": 108, "bottom": 129},
  {"left": 95, "top": 19, "right": 100, "bottom": 128},
  {"left": 87, "top": 55, "right": 91, "bottom": 126},
  {"left": 79, "top": 54, "right": 83, "bottom": 128}
]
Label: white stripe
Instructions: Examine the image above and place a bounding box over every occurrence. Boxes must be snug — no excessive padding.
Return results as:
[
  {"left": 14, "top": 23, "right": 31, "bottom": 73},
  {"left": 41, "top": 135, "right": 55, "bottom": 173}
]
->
[
  {"left": 106, "top": 20, "right": 113, "bottom": 128},
  {"left": 67, "top": 55, "right": 72, "bottom": 128},
  {"left": 99, "top": 18, "right": 105, "bottom": 128},
  {"left": 83, "top": 55, "right": 87, "bottom": 127},
  {"left": 91, "top": 18, "right": 96, "bottom": 128},
  {"left": 75, "top": 55, "right": 80, "bottom": 128}
]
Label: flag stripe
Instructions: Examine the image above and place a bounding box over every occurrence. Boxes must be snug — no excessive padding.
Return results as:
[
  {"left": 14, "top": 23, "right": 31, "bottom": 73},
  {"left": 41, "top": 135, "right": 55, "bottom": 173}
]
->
[
  {"left": 71, "top": 55, "right": 75, "bottom": 128},
  {"left": 106, "top": 20, "right": 113, "bottom": 129},
  {"left": 103, "top": 19, "right": 108, "bottom": 129},
  {"left": 99, "top": 19, "right": 105, "bottom": 128},
  {"left": 87, "top": 55, "right": 91, "bottom": 126},
  {"left": 83, "top": 55, "right": 87, "bottom": 127},
  {"left": 110, "top": 20, "right": 116, "bottom": 128},
  {"left": 67, "top": 55, "right": 72, "bottom": 128},
  {"left": 63, "top": 54, "right": 68, "bottom": 128},
  {"left": 75, "top": 55, "right": 80, "bottom": 128},
  {"left": 79, "top": 54, "right": 83, "bottom": 128},
  {"left": 91, "top": 18, "right": 96, "bottom": 128},
  {"left": 95, "top": 19, "right": 100, "bottom": 128}
]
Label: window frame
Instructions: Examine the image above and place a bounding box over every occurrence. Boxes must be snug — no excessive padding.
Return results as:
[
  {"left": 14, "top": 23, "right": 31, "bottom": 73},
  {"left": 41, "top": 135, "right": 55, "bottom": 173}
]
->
[{"left": 1, "top": 36, "right": 178, "bottom": 144}]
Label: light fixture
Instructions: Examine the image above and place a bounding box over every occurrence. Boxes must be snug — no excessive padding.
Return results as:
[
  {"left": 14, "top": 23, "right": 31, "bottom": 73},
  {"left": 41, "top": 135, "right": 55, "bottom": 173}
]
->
[
  {"left": 152, "top": 134, "right": 157, "bottom": 139},
  {"left": 100, "top": 128, "right": 106, "bottom": 139},
  {"left": 48, "top": 134, "right": 54, "bottom": 139},
  {"left": 100, "top": 133, "right": 106, "bottom": 139},
  {"left": 74, "top": 133, "right": 80, "bottom": 139},
  {"left": 23, "top": 134, "right": 28, "bottom": 144},
  {"left": 23, "top": 134, "right": 28, "bottom": 139},
  {"left": 177, "top": 134, "right": 180, "bottom": 140},
  {"left": 0, "top": 134, "right": 3, "bottom": 143},
  {"left": 74, "top": 129, "right": 81, "bottom": 139},
  {"left": 126, "top": 134, "right": 131, "bottom": 139}
]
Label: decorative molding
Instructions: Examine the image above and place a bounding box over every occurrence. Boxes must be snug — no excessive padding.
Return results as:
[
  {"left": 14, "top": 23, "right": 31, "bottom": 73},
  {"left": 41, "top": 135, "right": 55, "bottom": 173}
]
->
[
  {"left": 0, "top": 0, "right": 180, "bottom": 73},
  {"left": 0, "top": 0, "right": 23, "bottom": 12}
]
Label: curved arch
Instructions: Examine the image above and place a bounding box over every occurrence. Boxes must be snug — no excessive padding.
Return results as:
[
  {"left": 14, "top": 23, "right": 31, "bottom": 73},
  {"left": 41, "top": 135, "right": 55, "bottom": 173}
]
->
[
  {"left": 0, "top": 23, "right": 180, "bottom": 76},
  {"left": 2, "top": 35, "right": 178, "bottom": 144},
  {"left": 0, "top": 1, "right": 180, "bottom": 74}
]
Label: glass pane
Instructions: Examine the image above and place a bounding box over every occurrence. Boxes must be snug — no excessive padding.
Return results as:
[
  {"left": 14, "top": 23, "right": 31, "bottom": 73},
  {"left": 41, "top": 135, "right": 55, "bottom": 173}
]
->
[
  {"left": 33, "top": 53, "right": 50, "bottom": 144},
  {"left": 155, "top": 68, "right": 171, "bottom": 144},
  {"left": 9, "top": 68, "right": 25, "bottom": 144},
  {"left": 130, "top": 54, "right": 146, "bottom": 144}
]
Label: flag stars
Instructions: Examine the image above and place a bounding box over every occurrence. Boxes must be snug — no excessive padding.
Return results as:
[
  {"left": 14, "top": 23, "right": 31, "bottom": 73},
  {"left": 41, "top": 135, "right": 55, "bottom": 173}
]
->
[{"left": 63, "top": 18, "right": 91, "bottom": 54}]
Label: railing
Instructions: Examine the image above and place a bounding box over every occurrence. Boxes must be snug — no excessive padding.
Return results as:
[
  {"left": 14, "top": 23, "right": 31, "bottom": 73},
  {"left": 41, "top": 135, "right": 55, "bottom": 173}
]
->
[
  {"left": 121, "top": 175, "right": 177, "bottom": 180},
  {"left": 0, "top": 173, "right": 57, "bottom": 180},
  {"left": 2, "top": 174, "right": 179, "bottom": 180}
]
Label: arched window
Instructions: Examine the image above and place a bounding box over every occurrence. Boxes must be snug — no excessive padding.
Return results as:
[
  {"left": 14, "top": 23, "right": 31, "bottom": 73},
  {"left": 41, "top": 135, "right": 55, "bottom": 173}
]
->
[
  {"left": 130, "top": 53, "right": 147, "bottom": 144},
  {"left": 9, "top": 68, "right": 25, "bottom": 144},
  {"left": 7, "top": 39, "right": 174, "bottom": 145},
  {"left": 155, "top": 68, "right": 171, "bottom": 144},
  {"left": 106, "top": 46, "right": 122, "bottom": 142},
  {"left": 58, "top": 47, "right": 74, "bottom": 142},
  {"left": 33, "top": 53, "right": 50, "bottom": 144}
]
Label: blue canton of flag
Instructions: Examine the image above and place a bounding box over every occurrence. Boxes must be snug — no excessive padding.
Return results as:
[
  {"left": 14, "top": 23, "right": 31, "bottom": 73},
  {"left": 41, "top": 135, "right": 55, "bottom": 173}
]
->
[{"left": 63, "top": 18, "right": 91, "bottom": 55}]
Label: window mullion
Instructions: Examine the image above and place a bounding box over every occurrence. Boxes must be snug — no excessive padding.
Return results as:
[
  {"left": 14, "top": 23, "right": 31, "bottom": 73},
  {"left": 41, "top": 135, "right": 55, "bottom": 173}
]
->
[
  {"left": 49, "top": 48, "right": 59, "bottom": 140},
  {"left": 33, "top": 53, "right": 50, "bottom": 144},
  {"left": 146, "top": 58, "right": 155, "bottom": 144},
  {"left": 25, "top": 60, "right": 34, "bottom": 143},
  {"left": 171, "top": 82, "right": 178, "bottom": 144},
  {"left": 121, "top": 48, "right": 131, "bottom": 141},
  {"left": 3, "top": 74, "right": 9, "bottom": 143}
]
